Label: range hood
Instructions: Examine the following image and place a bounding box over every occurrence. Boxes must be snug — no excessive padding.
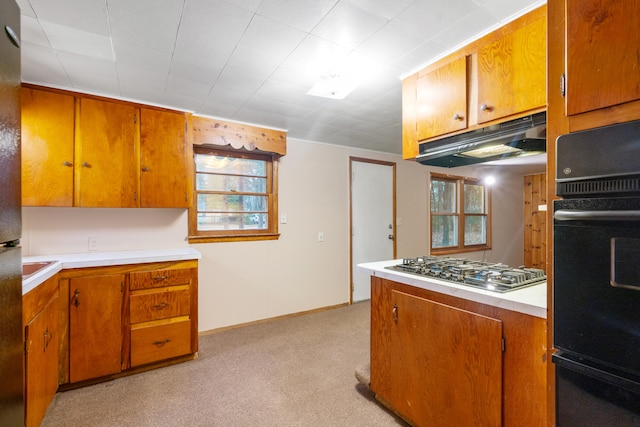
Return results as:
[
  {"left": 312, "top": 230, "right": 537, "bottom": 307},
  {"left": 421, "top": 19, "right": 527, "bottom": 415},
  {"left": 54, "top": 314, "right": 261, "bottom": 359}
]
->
[{"left": 416, "top": 112, "right": 546, "bottom": 168}]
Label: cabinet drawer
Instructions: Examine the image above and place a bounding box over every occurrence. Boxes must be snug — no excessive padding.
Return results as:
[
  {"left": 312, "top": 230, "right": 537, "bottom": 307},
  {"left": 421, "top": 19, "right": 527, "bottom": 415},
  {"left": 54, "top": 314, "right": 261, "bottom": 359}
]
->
[
  {"left": 130, "top": 320, "right": 191, "bottom": 367},
  {"left": 129, "top": 287, "right": 190, "bottom": 323},
  {"left": 129, "top": 268, "right": 192, "bottom": 290}
]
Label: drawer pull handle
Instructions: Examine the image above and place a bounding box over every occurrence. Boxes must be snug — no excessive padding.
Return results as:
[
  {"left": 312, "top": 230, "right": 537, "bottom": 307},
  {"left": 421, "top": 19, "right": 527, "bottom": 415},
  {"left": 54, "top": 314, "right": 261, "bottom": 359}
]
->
[
  {"left": 152, "top": 275, "right": 169, "bottom": 281},
  {"left": 151, "top": 302, "right": 170, "bottom": 310},
  {"left": 152, "top": 339, "right": 171, "bottom": 347}
]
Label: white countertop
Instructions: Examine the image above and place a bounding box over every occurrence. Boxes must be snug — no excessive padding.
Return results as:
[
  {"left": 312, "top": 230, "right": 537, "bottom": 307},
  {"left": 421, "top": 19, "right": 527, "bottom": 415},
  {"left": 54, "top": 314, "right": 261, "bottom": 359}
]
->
[
  {"left": 358, "top": 259, "right": 547, "bottom": 319},
  {"left": 22, "top": 248, "right": 201, "bottom": 295}
]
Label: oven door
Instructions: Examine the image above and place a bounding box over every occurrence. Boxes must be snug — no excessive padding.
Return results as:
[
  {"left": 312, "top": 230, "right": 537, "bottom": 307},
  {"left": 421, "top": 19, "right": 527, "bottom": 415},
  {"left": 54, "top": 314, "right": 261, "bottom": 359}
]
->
[
  {"left": 554, "top": 352, "right": 640, "bottom": 426},
  {"left": 554, "top": 197, "right": 640, "bottom": 376}
]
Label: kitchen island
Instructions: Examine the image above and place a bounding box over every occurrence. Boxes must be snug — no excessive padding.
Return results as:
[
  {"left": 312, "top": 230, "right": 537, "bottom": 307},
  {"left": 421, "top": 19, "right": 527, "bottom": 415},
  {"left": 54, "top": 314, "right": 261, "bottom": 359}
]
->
[{"left": 359, "top": 260, "right": 547, "bottom": 427}]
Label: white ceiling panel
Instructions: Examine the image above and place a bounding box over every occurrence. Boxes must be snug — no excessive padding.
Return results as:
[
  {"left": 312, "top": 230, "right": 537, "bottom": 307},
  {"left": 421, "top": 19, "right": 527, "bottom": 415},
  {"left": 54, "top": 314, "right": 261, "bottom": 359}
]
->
[
  {"left": 355, "top": 22, "right": 425, "bottom": 64},
  {"left": 166, "top": 75, "right": 211, "bottom": 100},
  {"left": 108, "top": 3, "right": 183, "bottom": 54},
  {"left": 311, "top": 1, "right": 388, "bottom": 49},
  {"left": 19, "top": 0, "right": 545, "bottom": 155},
  {"left": 56, "top": 52, "right": 119, "bottom": 95},
  {"left": 20, "top": 15, "right": 48, "bottom": 47},
  {"left": 224, "top": 45, "right": 283, "bottom": 79},
  {"left": 198, "top": 100, "right": 242, "bottom": 119},
  {"left": 20, "top": 42, "right": 72, "bottom": 87},
  {"left": 214, "top": 68, "right": 265, "bottom": 94},
  {"left": 113, "top": 40, "right": 172, "bottom": 73},
  {"left": 394, "top": 0, "right": 482, "bottom": 40},
  {"left": 15, "top": 0, "right": 35, "bottom": 17},
  {"left": 347, "top": 0, "right": 414, "bottom": 20},
  {"left": 432, "top": 7, "right": 498, "bottom": 51},
  {"left": 239, "top": 14, "right": 306, "bottom": 58},
  {"left": 27, "top": 0, "right": 110, "bottom": 36},
  {"left": 257, "top": 0, "right": 339, "bottom": 32},
  {"left": 39, "top": 20, "right": 114, "bottom": 61},
  {"left": 484, "top": 0, "right": 546, "bottom": 23}
]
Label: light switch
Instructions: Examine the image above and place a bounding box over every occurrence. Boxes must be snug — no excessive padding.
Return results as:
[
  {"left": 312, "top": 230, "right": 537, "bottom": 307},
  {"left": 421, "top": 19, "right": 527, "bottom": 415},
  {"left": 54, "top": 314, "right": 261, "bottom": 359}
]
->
[
  {"left": 317, "top": 232, "right": 324, "bottom": 242},
  {"left": 281, "top": 213, "right": 287, "bottom": 224}
]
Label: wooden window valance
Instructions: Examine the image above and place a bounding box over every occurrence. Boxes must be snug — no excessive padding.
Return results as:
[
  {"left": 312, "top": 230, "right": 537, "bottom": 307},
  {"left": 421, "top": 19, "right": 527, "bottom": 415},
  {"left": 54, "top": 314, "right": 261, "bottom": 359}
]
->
[{"left": 191, "top": 115, "right": 286, "bottom": 156}]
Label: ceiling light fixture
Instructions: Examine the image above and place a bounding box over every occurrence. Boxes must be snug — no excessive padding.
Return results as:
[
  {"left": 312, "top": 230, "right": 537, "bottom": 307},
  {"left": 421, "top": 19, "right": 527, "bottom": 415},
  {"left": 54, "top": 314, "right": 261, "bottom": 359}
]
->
[{"left": 307, "top": 72, "right": 357, "bottom": 100}]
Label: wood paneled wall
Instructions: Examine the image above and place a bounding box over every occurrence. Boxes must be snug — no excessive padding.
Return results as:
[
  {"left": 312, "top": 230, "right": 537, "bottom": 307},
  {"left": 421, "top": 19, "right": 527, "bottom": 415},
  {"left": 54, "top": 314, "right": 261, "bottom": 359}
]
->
[{"left": 524, "top": 173, "right": 547, "bottom": 271}]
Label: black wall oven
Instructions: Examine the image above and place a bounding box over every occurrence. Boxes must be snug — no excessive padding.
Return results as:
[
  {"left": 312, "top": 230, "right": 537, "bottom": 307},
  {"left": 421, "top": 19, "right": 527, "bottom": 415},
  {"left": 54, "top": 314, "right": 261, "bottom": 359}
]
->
[{"left": 553, "top": 120, "right": 640, "bottom": 426}]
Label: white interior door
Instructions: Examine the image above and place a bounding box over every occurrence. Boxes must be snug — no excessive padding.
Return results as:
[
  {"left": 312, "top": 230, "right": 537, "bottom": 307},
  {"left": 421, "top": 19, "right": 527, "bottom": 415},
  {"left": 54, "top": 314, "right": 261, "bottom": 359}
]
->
[{"left": 351, "top": 159, "right": 395, "bottom": 302}]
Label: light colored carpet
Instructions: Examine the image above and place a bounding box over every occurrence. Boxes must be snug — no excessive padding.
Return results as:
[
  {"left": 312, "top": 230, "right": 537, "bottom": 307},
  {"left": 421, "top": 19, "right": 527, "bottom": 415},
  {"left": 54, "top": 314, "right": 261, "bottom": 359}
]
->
[{"left": 40, "top": 301, "right": 408, "bottom": 427}]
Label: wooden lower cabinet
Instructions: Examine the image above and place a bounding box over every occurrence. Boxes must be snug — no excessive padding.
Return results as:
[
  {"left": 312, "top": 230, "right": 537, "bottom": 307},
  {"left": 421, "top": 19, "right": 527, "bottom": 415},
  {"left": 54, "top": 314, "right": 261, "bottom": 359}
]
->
[
  {"left": 371, "top": 277, "right": 547, "bottom": 427},
  {"left": 128, "top": 266, "right": 197, "bottom": 368},
  {"left": 57, "top": 260, "right": 198, "bottom": 387},
  {"left": 130, "top": 320, "right": 192, "bottom": 367},
  {"left": 68, "top": 273, "right": 124, "bottom": 383},
  {"left": 23, "top": 275, "right": 59, "bottom": 427}
]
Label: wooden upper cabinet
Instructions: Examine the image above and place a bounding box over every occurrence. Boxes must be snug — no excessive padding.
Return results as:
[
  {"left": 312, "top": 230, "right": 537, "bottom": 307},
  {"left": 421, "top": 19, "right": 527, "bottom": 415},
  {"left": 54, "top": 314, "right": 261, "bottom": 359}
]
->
[
  {"left": 140, "top": 108, "right": 190, "bottom": 208},
  {"left": 565, "top": 0, "right": 640, "bottom": 117},
  {"left": 21, "top": 87, "right": 75, "bottom": 206},
  {"left": 401, "top": 6, "right": 547, "bottom": 159},
  {"left": 477, "top": 14, "right": 546, "bottom": 124},
  {"left": 416, "top": 56, "right": 468, "bottom": 141},
  {"left": 76, "top": 98, "right": 139, "bottom": 207}
]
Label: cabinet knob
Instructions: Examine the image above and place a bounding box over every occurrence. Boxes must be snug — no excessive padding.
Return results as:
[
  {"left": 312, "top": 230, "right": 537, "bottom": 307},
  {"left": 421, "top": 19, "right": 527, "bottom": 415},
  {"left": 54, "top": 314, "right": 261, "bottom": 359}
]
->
[
  {"left": 141, "top": 167, "right": 150, "bottom": 172},
  {"left": 63, "top": 161, "right": 73, "bottom": 167},
  {"left": 392, "top": 304, "right": 398, "bottom": 324},
  {"left": 82, "top": 162, "right": 91, "bottom": 168},
  {"left": 453, "top": 113, "right": 463, "bottom": 121},
  {"left": 480, "top": 104, "right": 490, "bottom": 112}
]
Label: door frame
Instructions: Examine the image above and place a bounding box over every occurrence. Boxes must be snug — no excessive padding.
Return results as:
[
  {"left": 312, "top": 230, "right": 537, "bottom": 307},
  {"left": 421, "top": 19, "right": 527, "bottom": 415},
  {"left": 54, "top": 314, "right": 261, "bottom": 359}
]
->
[{"left": 349, "top": 156, "right": 397, "bottom": 303}]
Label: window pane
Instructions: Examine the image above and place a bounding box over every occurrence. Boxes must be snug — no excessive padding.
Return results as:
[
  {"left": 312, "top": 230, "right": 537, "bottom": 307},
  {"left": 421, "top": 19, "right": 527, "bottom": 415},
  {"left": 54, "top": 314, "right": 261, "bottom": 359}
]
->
[
  {"left": 197, "top": 213, "right": 268, "bottom": 231},
  {"left": 464, "top": 216, "right": 487, "bottom": 245},
  {"left": 196, "top": 174, "right": 266, "bottom": 193},
  {"left": 195, "top": 154, "right": 266, "bottom": 176},
  {"left": 431, "top": 179, "right": 457, "bottom": 212},
  {"left": 432, "top": 215, "right": 458, "bottom": 248},
  {"left": 197, "top": 194, "right": 267, "bottom": 212},
  {"left": 464, "top": 184, "right": 485, "bottom": 214}
]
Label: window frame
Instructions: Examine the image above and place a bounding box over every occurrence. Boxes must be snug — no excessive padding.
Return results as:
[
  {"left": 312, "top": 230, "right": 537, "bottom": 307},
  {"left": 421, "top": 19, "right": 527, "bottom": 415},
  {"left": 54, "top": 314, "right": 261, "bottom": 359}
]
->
[
  {"left": 188, "top": 146, "right": 279, "bottom": 243},
  {"left": 429, "top": 172, "right": 491, "bottom": 255}
]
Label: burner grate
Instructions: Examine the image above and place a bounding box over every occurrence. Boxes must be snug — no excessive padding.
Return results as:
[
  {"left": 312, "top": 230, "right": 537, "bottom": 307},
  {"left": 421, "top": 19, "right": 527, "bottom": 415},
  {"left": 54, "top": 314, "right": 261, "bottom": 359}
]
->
[{"left": 386, "top": 256, "right": 545, "bottom": 293}]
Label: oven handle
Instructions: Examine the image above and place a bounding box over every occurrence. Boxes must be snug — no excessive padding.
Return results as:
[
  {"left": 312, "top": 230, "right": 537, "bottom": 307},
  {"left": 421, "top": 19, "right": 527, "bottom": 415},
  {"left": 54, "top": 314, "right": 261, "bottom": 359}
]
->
[{"left": 554, "top": 209, "right": 640, "bottom": 222}]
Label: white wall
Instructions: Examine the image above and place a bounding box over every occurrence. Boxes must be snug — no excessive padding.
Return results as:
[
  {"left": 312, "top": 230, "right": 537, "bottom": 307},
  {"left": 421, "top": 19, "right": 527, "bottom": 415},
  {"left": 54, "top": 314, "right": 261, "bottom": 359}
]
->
[{"left": 22, "top": 137, "right": 530, "bottom": 332}]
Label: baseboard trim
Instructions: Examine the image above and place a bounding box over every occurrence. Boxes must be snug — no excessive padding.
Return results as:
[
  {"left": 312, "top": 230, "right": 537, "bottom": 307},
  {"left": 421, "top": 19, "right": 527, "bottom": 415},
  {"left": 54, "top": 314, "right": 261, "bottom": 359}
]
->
[{"left": 198, "top": 302, "right": 351, "bottom": 336}]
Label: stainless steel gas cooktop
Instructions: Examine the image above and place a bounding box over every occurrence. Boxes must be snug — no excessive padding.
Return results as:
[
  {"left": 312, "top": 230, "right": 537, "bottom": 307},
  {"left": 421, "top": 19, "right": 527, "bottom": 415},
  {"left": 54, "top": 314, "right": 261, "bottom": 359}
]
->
[{"left": 386, "top": 256, "right": 546, "bottom": 293}]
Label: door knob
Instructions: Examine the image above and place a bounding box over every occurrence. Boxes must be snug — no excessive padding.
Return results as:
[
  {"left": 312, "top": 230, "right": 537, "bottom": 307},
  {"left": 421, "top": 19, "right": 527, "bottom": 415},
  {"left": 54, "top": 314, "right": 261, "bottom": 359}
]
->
[{"left": 388, "top": 234, "right": 394, "bottom": 240}]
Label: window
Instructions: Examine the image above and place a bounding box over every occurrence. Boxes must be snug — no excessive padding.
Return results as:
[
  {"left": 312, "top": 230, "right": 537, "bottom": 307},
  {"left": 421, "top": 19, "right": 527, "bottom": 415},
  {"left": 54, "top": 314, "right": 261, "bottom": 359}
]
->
[
  {"left": 189, "top": 147, "right": 279, "bottom": 242},
  {"left": 430, "top": 173, "right": 491, "bottom": 254}
]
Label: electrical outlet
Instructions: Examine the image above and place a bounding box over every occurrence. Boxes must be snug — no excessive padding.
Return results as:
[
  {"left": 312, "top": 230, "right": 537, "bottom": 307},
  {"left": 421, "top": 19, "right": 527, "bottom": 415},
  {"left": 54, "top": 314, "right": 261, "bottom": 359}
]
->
[
  {"left": 88, "top": 237, "right": 99, "bottom": 251},
  {"left": 317, "top": 232, "right": 324, "bottom": 242}
]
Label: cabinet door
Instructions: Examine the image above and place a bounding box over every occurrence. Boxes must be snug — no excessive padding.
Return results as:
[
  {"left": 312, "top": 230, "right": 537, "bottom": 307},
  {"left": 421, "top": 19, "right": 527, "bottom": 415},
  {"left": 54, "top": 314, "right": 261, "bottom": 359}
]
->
[
  {"left": 140, "top": 108, "right": 190, "bottom": 208},
  {"left": 416, "top": 56, "right": 468, "bottom": 140},
  {"left": 374, "top": 285, "right": 503, "bottom": 427},
  {"left": 21, "top": 87, "right": 75, "bottom": 206},
  {"left": 69, "top": 274, "right": 123, "bottom": 383},
  {"left": 77, "top": 98, "right": 138, "bottom": 207},
  {"left": 477, "top": 15, "right": 546, "bottom": 123},
  {"left": 565, "top": 0, "right": 640, "bottom": 116},
  {"left": 24, "top": 296, "right": 58, "bottom": 427}
]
